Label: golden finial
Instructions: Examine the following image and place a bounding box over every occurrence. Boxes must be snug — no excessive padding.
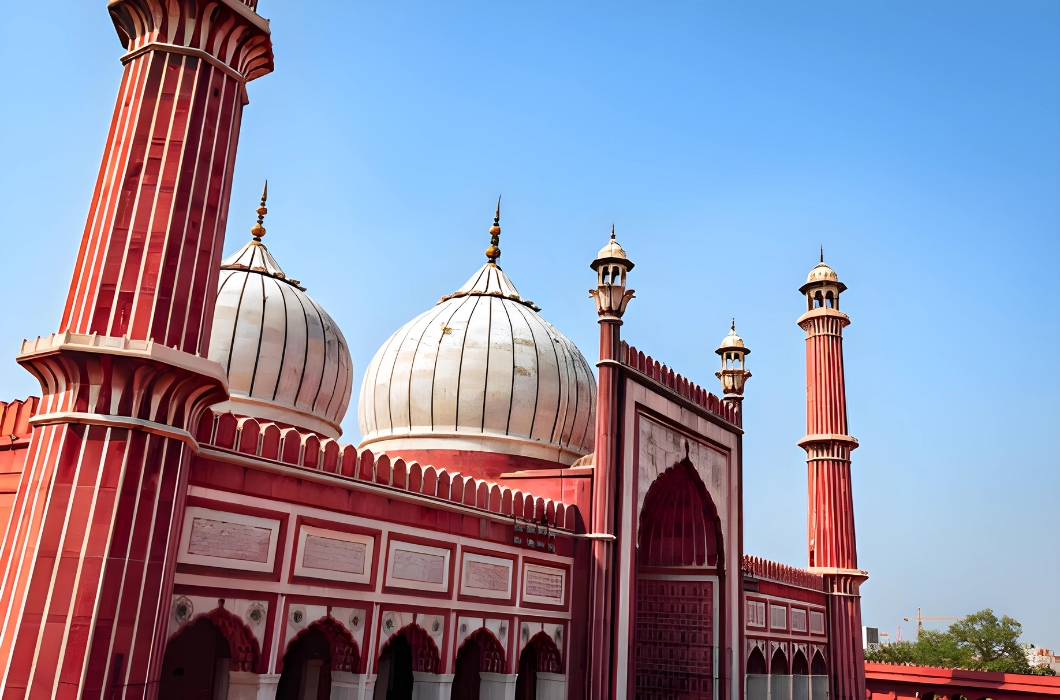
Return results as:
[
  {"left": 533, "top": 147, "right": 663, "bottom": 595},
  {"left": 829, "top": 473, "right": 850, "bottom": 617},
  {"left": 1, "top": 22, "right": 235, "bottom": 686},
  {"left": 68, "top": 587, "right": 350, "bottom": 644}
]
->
[
  {"left": 485, "top": 195, "right": 502, "bottom": 264},
  {"left": 251, "top": 180, "right": 268, "bottom": 240}
]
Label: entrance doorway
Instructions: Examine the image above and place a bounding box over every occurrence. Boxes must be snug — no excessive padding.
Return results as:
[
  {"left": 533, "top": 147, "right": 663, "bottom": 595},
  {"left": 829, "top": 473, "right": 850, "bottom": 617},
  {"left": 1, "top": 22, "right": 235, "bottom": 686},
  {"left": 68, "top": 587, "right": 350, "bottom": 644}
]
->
[
  {"left": 159, "top": 617, "right": 232, "bottom": 700},
  {"left": 634, "top": 459, "right": 722, "bottom": 700},
  {"left": 374, "top": 625, "right": 440, "bottom": 700},
  {"left": 514, "top": 632, "right": 563, "bottom": 700},
  {"left": 450, "top": 629, "right": 505, "bottom": 700}
]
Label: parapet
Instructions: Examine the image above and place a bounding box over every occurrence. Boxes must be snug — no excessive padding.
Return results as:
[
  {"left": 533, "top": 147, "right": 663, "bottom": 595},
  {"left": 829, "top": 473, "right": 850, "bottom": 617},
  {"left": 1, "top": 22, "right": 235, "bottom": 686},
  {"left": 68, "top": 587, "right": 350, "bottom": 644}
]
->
[
  {"left": 743, "top": 554, "right": 825, "bottom": 592},
  {"left": 618, "top": 341, "right": 741, "bottom": 427},
  {"left": 196, "top": 409, "right": 578, "bottom": 533}
]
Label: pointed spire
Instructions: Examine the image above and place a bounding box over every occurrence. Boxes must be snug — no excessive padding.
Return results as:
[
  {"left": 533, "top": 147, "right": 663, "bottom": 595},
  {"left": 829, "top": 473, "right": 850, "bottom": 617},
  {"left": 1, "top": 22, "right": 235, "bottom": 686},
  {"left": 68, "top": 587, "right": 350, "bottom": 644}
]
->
[
  {"left": 820, "top": 244, "right": 824, "bottom": 263},
  {"left": 485, "top": 195, "right": 502, "bottom": 264},
  {"left": 611, "top": 224, "right": 616, "bottom": 240},
  {"left": 251, "top": 180, "right": 268, "bottom": 240},
  {"left": 731, "top": 318, "right": 736, "bottom": 333}
]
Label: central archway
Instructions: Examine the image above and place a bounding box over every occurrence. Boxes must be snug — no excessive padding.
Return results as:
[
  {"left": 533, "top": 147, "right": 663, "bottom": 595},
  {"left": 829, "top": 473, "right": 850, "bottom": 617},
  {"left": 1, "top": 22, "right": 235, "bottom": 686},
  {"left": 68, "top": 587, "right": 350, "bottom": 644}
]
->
[{"left": 634, "top": 459, "right": 722, "bottom": 700}]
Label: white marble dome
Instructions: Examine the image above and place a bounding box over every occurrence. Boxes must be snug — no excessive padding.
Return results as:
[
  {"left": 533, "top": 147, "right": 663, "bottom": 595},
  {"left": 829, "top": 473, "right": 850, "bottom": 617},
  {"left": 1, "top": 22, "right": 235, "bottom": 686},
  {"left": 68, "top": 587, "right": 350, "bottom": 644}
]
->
[
  {"left": 208, "top": 238, "right": 353, "bottom": 438},
  {"left": 358, "top": 262, "right": 596, "bottom": 464}
]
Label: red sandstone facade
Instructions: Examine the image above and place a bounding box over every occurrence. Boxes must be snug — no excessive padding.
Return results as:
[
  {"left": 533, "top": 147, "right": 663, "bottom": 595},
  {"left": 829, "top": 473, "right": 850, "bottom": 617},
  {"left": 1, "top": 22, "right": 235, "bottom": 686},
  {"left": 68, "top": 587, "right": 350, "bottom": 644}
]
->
[{"left": 0, "top": 3, "right": 883, "bottom": 700}]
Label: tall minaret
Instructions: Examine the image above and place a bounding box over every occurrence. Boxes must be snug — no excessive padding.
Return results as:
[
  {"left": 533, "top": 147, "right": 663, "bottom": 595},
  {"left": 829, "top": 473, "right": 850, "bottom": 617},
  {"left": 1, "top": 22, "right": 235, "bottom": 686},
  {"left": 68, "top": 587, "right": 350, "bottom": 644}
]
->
[
  {"left": 797, "top": 252, "right": 867, "bottom": 700},
  {"left": 585, "top": 226, "right": 635, "bottom": 700},
  {"left": 0, "top": 2, "right": 271, "bottom": 697}
]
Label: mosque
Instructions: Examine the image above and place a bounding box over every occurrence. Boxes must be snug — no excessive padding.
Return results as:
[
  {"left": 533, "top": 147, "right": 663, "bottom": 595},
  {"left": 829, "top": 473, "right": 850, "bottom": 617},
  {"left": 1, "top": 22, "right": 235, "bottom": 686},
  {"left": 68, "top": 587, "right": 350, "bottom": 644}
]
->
[{"left": 0, "top": 2, "right": 869, "bottom": 699}]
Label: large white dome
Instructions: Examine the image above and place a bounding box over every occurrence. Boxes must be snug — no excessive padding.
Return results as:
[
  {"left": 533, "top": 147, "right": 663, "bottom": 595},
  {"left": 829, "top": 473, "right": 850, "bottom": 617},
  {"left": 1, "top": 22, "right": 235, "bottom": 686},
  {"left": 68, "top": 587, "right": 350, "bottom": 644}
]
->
[
  {"left": 208, "top": 238, "right": 353, "bottom": 438},
  {"left": 358, "top": 262, "right": 596, "bottom": 465}
]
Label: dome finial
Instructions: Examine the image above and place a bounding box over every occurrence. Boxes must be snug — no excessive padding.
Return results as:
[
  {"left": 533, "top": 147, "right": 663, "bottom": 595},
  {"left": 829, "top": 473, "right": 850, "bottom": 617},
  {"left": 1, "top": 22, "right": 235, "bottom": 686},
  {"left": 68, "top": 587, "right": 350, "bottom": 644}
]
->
[
  {"left": 485, "top": 195, "right": 502, "bottom": 264},
  {"left": 611, "top": 224, "right": 616, "bottom": 240},
  {"left": 731, "top": 317, "right": 736, "bottom": 332},
  {"left": 251, "top": 180, "right": 268, "bottom": 241},
  {"left": 820, "top": 244, "right": 824, "bottom": 263}
]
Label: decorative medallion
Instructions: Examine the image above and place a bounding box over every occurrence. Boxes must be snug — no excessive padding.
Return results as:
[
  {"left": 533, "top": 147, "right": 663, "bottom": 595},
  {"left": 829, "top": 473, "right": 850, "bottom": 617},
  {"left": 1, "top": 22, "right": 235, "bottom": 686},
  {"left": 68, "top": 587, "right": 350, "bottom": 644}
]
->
[
  {"left": 289, "top": 605, "right": 306, "bottom": 626},
  {"left": 246, "top": 602, "right": 266, "bottom": 627},
  {"left": 350, "top": 610, "right": 364, "bottom": 632},
  {"left": 172, "top": 596, "right": 194, "bottom": 625},
  {"left": 383, "top": 612, "right": 397, "bottom": 635}
]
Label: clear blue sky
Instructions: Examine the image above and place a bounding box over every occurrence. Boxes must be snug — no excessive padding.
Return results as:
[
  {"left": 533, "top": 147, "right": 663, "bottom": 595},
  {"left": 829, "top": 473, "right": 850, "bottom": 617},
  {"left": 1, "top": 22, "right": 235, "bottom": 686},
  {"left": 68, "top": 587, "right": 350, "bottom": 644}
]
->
[{"left": 2, "top": 1, "right": 1057, "bottom": 648}]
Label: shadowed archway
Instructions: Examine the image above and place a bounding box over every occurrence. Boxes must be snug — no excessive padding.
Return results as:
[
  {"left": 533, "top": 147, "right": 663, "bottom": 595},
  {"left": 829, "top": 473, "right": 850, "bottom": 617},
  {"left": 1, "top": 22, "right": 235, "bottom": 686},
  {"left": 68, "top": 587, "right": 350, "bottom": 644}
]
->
[{"left": 634, "top": 459, "right": 723, "bottom": 700}]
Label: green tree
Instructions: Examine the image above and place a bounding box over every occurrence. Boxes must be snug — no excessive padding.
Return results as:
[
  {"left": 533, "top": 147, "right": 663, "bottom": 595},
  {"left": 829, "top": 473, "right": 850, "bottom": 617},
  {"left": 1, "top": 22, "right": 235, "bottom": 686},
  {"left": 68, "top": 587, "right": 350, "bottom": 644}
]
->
[
  {"left": 949, "top": 609, "right": 1030, "bottom": 673},
  {"left": 865, "top": 609, "right": 1034, "bottom": 674}
]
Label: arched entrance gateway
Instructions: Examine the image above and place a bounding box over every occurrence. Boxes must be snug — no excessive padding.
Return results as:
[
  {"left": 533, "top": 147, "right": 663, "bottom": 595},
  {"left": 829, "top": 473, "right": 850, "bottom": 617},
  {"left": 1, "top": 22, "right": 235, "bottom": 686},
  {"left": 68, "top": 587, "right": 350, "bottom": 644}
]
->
[
  {"left": 373, "top": 624, "right": 442, "bottom": 700},
  {"left": 276, "top": 617, "right": 361, "bottom": 700},
  {"left": 514, "top": 632, "right": 563, "bottom": 700},
  {"left": 159, "top": 605, "right": 260, "bottom": 700},
  {"left": 450, "top": 628, "right": 505, "bottom": 700},
  {"left": 634, "top": 460, "right": 723, "bottom": 700}
]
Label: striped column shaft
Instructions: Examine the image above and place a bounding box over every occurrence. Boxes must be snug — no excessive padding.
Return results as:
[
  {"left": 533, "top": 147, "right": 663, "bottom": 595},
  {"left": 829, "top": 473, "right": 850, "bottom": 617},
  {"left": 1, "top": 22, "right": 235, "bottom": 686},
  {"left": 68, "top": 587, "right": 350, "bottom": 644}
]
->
[
  {"left": 808, "top": 459, "right": 857, "bottom": 569},
  {"left": 805, "top": 317, "right": 848, "bottom": 436},
  {"left": 0, "top": 346, "right": 225, "bottom": 700},
  {"left": 826, "top": 575, "right": 865, "bottom": 700},
  {"left": 60, "top": 49, "right": 244, "bottom": 357},
  {"left": 0, "top": 427, "right": 189, "bottom": 700}
]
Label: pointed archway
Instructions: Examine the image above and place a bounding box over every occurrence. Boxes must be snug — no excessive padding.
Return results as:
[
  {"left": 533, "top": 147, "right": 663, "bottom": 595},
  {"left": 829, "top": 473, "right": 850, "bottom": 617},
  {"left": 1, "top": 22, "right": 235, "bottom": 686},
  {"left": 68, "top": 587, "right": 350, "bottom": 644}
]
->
[
  {"left": 634, "top": 459, "right": 722, "bottom": 700},
  {"left": 450, "top": 628, "right": 505, "bottom": 700},
  {"left": 373, "top": 624, "right": 442, "bottom": 700},
  {"left": 277, "top": 617, "right": 361, "bottom": 700},
  {"left": 515, "top": 633, "right": 562, "bottom": 700},
  {"left": 159, "top": 603, "right": 260, "bottom": 700}
]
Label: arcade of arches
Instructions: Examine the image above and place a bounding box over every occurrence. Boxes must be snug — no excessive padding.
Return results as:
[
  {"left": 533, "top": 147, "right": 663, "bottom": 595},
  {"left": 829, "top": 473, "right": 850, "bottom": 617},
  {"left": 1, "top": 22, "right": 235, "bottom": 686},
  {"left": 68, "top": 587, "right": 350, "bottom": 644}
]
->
[
  {"left": 161, "top": 614, "right": 565, "bottom": 700},
  {"left": 745, "top": 645, "right": 829, "bottom": 700}
]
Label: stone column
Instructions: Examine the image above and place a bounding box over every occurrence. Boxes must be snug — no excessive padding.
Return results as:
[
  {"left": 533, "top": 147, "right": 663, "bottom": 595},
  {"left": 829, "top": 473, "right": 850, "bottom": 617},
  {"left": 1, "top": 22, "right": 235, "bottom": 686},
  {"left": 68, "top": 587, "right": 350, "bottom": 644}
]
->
[
  {"left": 478, "top": 672, "right": 518, "bottom": 700},
  {"left": 411, "top": 672, "right": 456, "bottom": 700}
]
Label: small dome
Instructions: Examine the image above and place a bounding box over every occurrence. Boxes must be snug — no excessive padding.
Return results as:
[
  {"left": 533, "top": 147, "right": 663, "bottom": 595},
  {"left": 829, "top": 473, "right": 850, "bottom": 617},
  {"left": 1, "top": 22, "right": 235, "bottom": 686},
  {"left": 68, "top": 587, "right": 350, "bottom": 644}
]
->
[
  {"left": 591, "top": 226, "right": 634, "bottom": 270},
  {"left": 716, "top": 321, "right": 749, "bottom": 355},
  {"left": 208, "top": 239, "right": 353, "bottom": 438},
  {"left": 358, "top": 262, "right": 596, "bottom": 465},
  {"left": 806, "top": 262, "right": 839, "bottom": 284}
]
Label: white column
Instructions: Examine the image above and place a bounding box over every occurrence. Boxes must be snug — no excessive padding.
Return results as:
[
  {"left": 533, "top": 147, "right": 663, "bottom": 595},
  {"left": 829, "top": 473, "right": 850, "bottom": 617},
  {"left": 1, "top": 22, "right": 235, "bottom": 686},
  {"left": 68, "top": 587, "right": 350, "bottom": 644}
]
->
[
  {"left": 536, "top": 672, "right": 567, "bottom": 700},
  {"left": 331, "top": 672, "right": 366, "bottom": 700},
  {"left": 227, "top": 671, "right": 281, "bottom": 700},
  {"left": 479, "top": 672, "right": 518, "bottom": 700},
  {"left": 411, "top": 672, "right": 456, "bottom": 700}
]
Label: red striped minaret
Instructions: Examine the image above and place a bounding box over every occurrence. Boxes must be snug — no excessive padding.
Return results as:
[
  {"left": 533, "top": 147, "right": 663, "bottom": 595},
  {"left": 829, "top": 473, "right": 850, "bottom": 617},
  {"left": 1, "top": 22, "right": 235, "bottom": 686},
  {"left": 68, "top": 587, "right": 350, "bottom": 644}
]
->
[
  {"left": 797, "top": 252, "right": 867, "bottom": 700},
  {"left": 0, "top": 2, "right": 271, "bottom": 698}
]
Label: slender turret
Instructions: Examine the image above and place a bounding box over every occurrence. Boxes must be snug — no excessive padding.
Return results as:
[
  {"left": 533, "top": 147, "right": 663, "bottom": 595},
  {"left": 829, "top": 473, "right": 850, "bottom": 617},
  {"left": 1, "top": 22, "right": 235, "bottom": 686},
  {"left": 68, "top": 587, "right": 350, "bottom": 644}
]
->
[
  {"left": 0, "top": 2, "right": 271, "bottom": 697},
  {"left": 797, "top": 253, "right": 867, "bottom": 700},
  {"left": 585, "top": 226, "right": 635, "bottom": 699}
]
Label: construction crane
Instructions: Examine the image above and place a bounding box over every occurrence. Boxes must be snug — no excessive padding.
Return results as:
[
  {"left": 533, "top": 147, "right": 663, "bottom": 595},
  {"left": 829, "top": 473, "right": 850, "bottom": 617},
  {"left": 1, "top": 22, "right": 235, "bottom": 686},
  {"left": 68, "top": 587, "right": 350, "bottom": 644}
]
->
[{"left": 903, "top": 607, "right": 960, "bottom": 637}]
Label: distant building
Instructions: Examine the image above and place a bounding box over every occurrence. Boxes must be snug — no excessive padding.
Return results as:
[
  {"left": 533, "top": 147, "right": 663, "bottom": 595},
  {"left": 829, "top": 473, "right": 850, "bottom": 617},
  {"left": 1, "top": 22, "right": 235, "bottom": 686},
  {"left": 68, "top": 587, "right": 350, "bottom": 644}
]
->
[{"left": 1023, "top": 644, "right": 1060, "bottom": 673}]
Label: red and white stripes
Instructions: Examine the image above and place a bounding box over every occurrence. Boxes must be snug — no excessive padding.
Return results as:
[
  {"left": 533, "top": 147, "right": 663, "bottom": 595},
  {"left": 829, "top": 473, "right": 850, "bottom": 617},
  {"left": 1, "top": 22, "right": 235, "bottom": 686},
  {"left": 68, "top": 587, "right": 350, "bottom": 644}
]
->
[
  {"left": 60, "top": 50, "right": 245, "bottom": 358},
  {"left": 798, "top": 296, "right": 865, "bottom": 699},
  {"left": 0, "top": 2, "right": 271, "bottom": 697}
]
